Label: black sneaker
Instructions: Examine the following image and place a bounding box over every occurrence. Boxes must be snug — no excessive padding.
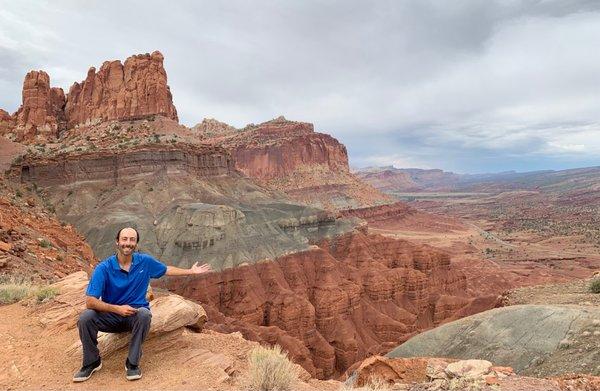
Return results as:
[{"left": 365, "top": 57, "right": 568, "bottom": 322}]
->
[
  {"left": 125, "top": 358, "right": 142, "bottom": 381},
  {"left": 73, "top": 358, "right": 102, "bottom": 382}
]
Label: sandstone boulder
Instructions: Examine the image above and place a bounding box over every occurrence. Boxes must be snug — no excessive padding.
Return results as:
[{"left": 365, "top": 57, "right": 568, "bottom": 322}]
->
[
  {"left": 445, "top": 359, "right": 492, "bottom": 379},
  {"left": 67, "top": 294, "right": 207, "bottom": 357},
  {"left": 348, "top": 355, "right": 430, "bottom": 387},
  {"left": 32, "top": 271, "right": 207, "bottom": 359}
]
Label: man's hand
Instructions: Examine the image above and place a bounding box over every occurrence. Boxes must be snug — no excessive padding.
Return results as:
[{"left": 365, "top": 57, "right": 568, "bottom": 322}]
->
[
  {"left": 166, "top": 262, "right": 213, "bottom": 276},
  {"left": 190, "top": 261, "right": 212, "bottom": 274},
  {"left": 114, "top": 304, "right": 138, "bottom": 317}
]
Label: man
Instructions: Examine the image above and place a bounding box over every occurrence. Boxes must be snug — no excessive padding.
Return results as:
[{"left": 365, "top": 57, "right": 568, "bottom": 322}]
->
[{"left": 73, "top": 227, "right": 212, "bottom": 382}]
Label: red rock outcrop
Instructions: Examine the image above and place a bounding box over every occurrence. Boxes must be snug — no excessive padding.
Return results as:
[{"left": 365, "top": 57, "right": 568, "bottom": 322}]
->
[
  {"left": 200, "top": 116, "right": 392, "bottom": 210},
  {"left": 65, "top": 51, "right": 178, "bottom": 128},
  {"left": 0, "top": 109, "right": 15, "bottom": 137},
  {"left": 6, "top": 51, "right": 178, "bottom": 142},
  {"left": 161, "top": 231, "right": 499, "bottom": 379},
  {"left": 12, "top": 71, "right": 66, "bottom": 142},
  {"left": 210, "top": 116, "right": 349, "bottom": 180}
]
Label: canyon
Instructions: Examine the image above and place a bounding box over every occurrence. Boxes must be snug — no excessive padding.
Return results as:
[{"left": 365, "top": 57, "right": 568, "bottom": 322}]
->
[
  {"left": 160, "top": 230, "right": 499, "bottom": 378},
  {"left": 1, "top": 50, "right": 598, "bottom": 388}
]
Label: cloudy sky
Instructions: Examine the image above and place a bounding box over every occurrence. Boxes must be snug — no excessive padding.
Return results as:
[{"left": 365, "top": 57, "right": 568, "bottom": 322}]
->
[{"left": 1, "top": 0, "right": 599, "bottom": 173}]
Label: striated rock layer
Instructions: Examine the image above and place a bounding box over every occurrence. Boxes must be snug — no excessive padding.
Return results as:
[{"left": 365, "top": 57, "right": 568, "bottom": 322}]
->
[
  {"left": 161, "top": 230, "right": 500, "bottom": 379},
  {"left": 11, "top": 144, "right": 233, "bottom": 186}
]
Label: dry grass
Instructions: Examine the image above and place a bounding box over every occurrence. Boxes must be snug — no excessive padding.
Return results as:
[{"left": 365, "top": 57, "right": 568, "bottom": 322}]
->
[
  {"left": 0, "top": 276, "right": 32, "bottom": 304},
  {"left": 247, "top": 344, "right": 298, "bottom": 391},
  {"left": 0, "top": 276, "right": 58, "bottom": 304}
]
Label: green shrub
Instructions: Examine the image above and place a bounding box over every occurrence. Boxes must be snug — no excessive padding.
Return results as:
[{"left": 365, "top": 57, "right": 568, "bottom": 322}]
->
[
  {"left": 39, "top": 239, "right": 52, "bottom": 248},
  {"left": 590, "top": 279, "right": 600, "bottom": 294},
  {"left": 248, "top": 345, "right": 297, "bottom": 391},
  {"left": 35, "top": 286, "right": 59, "bottom": 303}
]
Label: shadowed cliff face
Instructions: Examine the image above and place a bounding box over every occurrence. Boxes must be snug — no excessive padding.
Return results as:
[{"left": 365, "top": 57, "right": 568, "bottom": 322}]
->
[{"left": 160, "top": 231, "right": 500, "bottom": 379}]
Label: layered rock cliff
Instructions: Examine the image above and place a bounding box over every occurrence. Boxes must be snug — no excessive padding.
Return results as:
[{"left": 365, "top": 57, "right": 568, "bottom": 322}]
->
[
  {"left": 200, "top": 116, "right": 393, "bottom": 210},
  {"left": 12, "top": 144, "right": 233, "bottom": 186},
  {"left": 162, "top": 231, "right": 500, "bottom": 379},
  {"left": 4, "top": 51, "right": 177, "bottom": 142}
]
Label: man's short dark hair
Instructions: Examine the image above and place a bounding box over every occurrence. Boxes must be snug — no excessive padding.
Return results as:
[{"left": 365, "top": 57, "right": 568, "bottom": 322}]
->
[{"left": 115, "top": 227, "right": 140, "bottom": 243}]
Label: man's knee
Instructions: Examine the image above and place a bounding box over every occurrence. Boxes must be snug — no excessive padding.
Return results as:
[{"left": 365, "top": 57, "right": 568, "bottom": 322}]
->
[
  {"left": 135, "top": 307, "right": 152, "bottom": 325},
  {"left": 78, "top": 309, "right": 97, "bottom": 328}
]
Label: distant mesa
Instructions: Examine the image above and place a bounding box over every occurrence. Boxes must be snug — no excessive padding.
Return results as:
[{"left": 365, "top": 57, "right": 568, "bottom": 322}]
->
[{"left": 2, "top": 50, "right": 177, "bottom": 142}]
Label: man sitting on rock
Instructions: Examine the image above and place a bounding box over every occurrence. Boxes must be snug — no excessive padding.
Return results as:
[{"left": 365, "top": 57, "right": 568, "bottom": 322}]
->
[{"left": 73, "top": 227, "right": 212, "bottom": 382}]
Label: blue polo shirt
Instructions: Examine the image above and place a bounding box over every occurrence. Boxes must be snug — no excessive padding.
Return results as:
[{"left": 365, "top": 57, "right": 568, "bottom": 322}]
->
[{"left": 86, "top": 252, "right": 167, "bottom": 309}]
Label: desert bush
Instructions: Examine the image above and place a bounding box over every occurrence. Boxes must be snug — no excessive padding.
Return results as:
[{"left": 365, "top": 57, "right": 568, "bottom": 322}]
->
[
  {"left": 0, "top": 277, "right": 32, "bottom": 304},
  {"left": 39, "top": 239, "right": 52, "bottom": 248},
  {"left": 590, "top": 279, "right": 600, "bottom": 294},
  {"left": 247, "top": 345, "right": 297, "bottom": 391},
  {"left": 35, "top": 286, "right": 58, "bottom": 303}
]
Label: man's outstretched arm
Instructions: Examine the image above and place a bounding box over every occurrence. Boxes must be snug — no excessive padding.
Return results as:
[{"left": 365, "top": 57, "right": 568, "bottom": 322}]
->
[{"left": 165, "top": 261, "right": 212, "bottom": 276}]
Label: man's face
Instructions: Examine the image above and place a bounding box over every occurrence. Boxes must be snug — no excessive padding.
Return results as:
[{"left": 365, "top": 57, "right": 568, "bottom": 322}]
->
[{"left": 116, "top": 228, "right": 138, "bottom": 256}]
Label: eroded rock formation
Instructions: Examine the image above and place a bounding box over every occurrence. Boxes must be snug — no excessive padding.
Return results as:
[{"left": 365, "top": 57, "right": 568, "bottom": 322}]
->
[
  {"left": 12, "top": 71, "right": 66, "bottom": 142},
  {"left": 0, "top": 109, "right": 15, "bottom": 137},
  {"left": 65, "top": 51, "right": 178, "bottom": 128},
  {"left": 5, "top": 51, "right": 178, "bottom": 142},
  {"left": 162, "top": 231, "right": 500, "bottom": 379}
]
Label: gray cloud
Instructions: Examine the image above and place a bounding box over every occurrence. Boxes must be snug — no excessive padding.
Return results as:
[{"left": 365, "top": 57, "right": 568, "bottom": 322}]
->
[{"left": 1, "top": 0, "right": 599, "bottom": 173}]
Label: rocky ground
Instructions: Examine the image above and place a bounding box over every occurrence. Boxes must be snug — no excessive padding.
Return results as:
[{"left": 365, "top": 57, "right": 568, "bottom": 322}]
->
[
  {"left": 0, "top": 272, "right": 338, "bottom": 391},
  {"left": 0, "top": 179, "right": 96, "bottom": 282}
]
